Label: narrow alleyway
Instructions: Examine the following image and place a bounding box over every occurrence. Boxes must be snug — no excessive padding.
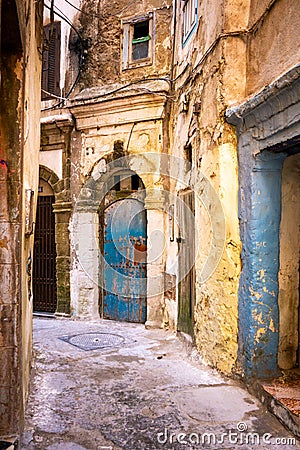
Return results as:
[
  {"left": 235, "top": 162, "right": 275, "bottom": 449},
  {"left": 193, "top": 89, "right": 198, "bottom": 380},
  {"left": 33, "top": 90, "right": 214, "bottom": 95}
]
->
[{"left": 21, "top": 318, "right": 299, "bottom": 450}]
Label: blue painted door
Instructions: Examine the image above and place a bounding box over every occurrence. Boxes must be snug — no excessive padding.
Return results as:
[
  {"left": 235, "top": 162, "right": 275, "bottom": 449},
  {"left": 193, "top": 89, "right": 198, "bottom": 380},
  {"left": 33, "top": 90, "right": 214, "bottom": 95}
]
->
[{"left": 103, "top": 198, "right": 147, "bottom": 323}]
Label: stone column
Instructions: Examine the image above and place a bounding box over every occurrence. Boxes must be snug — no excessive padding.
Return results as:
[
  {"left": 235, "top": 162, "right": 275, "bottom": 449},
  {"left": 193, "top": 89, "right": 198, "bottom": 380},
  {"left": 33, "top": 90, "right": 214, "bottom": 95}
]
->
[
  {"left": 70, "top": 203, "right": 100, "bottom": 320},
  {"left": 53, "top": 201, "right": 72, "bottom": 316},
  {"left": 144, "top": 190, "right": 167, "bottom": 328}
]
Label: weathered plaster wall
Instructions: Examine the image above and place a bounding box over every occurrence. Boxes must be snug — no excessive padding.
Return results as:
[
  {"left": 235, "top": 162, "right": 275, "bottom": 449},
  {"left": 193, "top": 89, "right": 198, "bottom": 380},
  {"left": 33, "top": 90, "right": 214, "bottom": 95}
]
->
[
  {"left": 78, "top": 0, "right": 172, "bottom": 89},
  {"left": 21, "top": 0, "right": 43, "bottom": 423},
  {"left": 0, "top": 0, "right": 42, "bottom": 438},
  {"left": 69, "top": 83, "right": 170, "bottom": 326},
  {"left": 168, "top": 0, "right": 247, "bottom": 373},
  {"left": 226, "top": 65, "right": 300, "bottom": 378},
  {"left": 247, "top": 0, "right": 300, "bottom": 96},
  {"left": 278, "top": 154, "right": 300, "bottom": 369}
]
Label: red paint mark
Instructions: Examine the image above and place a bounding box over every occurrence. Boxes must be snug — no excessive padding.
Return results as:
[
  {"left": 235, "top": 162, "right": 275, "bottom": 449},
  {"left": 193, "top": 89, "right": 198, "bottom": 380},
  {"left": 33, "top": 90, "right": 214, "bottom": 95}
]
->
[
  {"left": 133, "top": 242, "right": 147, "bottom": 265},
  {"left": 0, "top": 159, "right": 8, "bottom": 170}
]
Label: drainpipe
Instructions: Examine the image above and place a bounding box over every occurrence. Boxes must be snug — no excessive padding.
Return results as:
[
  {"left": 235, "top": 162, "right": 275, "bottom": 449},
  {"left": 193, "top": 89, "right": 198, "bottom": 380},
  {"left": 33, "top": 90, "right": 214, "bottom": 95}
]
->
[{"left": 170, "top": 0, "right": 177, "bottom": 92}]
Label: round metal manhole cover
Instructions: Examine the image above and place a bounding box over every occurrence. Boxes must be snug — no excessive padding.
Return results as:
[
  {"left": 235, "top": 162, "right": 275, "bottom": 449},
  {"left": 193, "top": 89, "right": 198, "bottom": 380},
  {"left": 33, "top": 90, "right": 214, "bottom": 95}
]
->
[{"left": 61, "top": 333, "right": 125, "bottom": 351}]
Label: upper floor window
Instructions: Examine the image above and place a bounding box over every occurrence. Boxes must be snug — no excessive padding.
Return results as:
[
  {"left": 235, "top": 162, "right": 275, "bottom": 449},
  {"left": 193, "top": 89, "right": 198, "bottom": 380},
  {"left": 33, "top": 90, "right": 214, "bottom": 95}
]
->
[
  {"left": 122, "top": 13, "right": 153, "bottom": 70},
  {"left": 183, "top": 0, "right": 198, "bottom": 45},
  {"left": 42, "top": 22, "right": 61, "bottom": 100}
]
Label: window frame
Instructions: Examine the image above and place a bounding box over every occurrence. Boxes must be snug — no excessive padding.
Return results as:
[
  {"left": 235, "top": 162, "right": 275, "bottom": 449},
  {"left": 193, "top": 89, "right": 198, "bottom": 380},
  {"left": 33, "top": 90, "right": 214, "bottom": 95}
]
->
[
  {"left": 122, "top": 13, "right": 153, "bottom": 70},
  {"left": 42, "top": 21, "right": 61, "bottom": 100},
  {"left": 182, "top": 0, "right": 198, "bottom": 46}
]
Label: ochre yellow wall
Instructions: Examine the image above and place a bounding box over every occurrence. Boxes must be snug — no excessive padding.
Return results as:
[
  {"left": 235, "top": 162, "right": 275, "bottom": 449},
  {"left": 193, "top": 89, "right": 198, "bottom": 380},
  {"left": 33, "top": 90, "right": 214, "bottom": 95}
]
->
[
  {"left": 247, "top": 0, "right": 300, "bottom": 96},
  {"left": 168, "top": 0, "right": 251, "bottom": 374}
]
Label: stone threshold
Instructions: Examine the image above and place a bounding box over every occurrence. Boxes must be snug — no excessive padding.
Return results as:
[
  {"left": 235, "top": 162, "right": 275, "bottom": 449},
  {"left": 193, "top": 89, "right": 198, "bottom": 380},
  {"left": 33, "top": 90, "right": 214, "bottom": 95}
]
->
[
  {"left": 249, "top": 371, "right": 300, "bottom": 439},
  {"left": 0, "top": 436, "right": 18, "bottom": 449},
  {"left": 33, "top": 311, "right": 55, "bottom": 319}
]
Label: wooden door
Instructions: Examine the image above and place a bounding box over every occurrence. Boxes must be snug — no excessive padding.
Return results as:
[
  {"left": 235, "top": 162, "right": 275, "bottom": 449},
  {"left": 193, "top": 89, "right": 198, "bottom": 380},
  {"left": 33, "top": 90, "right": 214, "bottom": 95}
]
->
[{"left": 177, "top": 190, "right": 195, "bottom": 336}]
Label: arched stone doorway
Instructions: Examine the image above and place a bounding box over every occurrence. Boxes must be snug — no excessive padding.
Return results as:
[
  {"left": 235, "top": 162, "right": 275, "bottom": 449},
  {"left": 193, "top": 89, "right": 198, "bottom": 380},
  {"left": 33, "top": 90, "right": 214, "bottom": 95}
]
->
[
  {"left": 99, "top": 171, "right": 147, "bottom": 323},
  {"left": 71, "top": 153, "right": 167, "bottom": 327}
]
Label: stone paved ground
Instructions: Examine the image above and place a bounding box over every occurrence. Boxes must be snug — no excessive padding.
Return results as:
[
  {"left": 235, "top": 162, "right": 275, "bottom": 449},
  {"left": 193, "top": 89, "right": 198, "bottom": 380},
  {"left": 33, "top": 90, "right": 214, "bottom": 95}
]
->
[{"left": 21, "top": 317, "right": 300, "bottom": 450}]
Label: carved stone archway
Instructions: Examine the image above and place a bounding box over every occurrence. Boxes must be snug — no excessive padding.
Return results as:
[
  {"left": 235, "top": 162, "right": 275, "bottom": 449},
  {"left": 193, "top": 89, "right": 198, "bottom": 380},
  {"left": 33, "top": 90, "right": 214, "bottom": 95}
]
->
[{"left": 70, "top": 154, "right": 167, "bottom": 327}]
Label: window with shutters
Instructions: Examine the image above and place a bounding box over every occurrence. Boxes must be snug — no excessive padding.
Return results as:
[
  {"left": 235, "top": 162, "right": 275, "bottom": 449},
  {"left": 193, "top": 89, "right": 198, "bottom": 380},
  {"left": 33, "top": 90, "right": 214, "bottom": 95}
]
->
[
  {"left": 42, "top": 22, "right": 61, "bottom": 100},
  {"left": 183, "top": 0, "right": 198, "bottom": 45},
  {"left": 122, "top": 14, "right": 153, "bottom": 70}
]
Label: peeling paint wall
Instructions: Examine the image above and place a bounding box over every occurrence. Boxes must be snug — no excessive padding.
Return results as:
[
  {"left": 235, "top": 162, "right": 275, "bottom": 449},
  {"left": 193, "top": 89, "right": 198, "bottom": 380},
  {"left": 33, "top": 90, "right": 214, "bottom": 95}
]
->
[
  {"left": 0, "top": 0, "right": 42, "bottom": 438},
  {"left": 225, "top": 0, "right": 300, "bottom": 377},
  {"left": 78, "top": 0, "right": 173, "bottom": 88},
  {"left": 278, "top": 154, "right": 300, "bottom": 369},
  {"left": 168, "top": 0, "right": 247, "bottom": 374},
  {"left": 247, "top": 0, "right": 300, "bottom": 96},
  {"left": 226, "top": 69, "right": 300, "bottom": 378},
  {"left": 40, "top": 0, "right": 173, "bottom": 325}
]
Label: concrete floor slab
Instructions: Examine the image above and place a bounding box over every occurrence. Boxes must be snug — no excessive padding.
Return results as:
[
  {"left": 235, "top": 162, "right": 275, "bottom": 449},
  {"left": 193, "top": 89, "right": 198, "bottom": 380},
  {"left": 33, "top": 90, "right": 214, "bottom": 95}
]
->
[
  {"left": 21, "top": 318, "right": 300, "bottom": 449},
  {"left": 174, "top": 385, "right": 259, "bottom": 423}
]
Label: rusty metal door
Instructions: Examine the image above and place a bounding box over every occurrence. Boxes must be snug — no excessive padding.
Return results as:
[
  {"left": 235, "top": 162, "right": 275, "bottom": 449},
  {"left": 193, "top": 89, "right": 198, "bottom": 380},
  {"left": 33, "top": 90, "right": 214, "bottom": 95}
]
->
[
  {"left": 33, "top": 195, "right": 57, "bottom": 313},
  {"left": 177, "top": 190, "right": 195, "bottom": 336},
  {"left": 103, "top": 198, "right": 147, "bottom": 323}
]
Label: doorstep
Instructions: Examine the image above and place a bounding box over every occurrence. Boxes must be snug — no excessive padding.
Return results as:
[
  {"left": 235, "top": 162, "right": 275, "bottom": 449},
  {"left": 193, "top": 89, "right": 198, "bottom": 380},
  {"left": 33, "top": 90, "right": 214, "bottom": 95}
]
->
[
  {"left": 0, "top": 436, "right": 18, "bottom": 449},
  {"left": 250, "top": 370, "right": 300, "bottom": 438}
]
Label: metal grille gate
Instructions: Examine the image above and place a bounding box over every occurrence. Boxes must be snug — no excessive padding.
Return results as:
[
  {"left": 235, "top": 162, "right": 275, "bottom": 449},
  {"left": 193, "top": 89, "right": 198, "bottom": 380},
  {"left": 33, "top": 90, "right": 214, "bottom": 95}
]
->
[{"left": 33, "top": 195, "right": 57, "bottom": 313}]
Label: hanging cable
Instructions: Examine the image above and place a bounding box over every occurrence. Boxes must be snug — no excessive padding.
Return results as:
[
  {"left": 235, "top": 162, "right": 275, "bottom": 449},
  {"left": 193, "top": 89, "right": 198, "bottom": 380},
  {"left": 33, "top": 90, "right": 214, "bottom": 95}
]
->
[
  {"left": 42, "top": 89, "right": 67, "bottom": 101},
  {"left": 50, "top": 0, "right": 54, "bottom": 24},
  {"left": 72, "top": 77, "right": 172, "bottom": 104},
  {"left": 64, "top": 0, "right": 97, "bottom": 17},
  {"left": 174, "top": 0, "right": 280, "bottom": 90},
  {"left": 63, "top": 0, "right": 138, "bottom": 19}
]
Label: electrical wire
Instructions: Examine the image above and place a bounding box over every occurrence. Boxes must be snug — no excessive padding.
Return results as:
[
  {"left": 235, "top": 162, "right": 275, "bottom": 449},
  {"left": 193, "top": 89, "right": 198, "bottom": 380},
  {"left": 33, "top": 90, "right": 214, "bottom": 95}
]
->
[
  {"left": 63, "top": 0, "right": 138, "bottom": 19},
  {"left": 42, "top": 89, "right": 67, "bottom": 101},
  {"left": 173, "top": 0, "right": 279, "bottom": 88},
  {"left": 63, "top": 0, "right": 99, "bottom": 18},
  {"left": 248, "top": 0, "right": 278, "bottom": 34},
  {"left": 71, "top": 77, "right": 172, "bottom": 104},
  {"left": 42, "top": 0, "right": 279, "bottom": 110},
  {"left": 126, "top": 122, "right": 136, "bottom": 152}
]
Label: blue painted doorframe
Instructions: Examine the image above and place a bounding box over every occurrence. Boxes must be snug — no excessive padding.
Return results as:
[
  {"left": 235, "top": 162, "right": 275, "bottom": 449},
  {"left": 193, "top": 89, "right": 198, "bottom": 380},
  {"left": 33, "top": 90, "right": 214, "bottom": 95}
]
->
[
  {"left": 103, "top": 198, "right": 147, "bottom": 323},
  {"left": 238, "top": 151, "right": 286, "bottom": 378}
]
